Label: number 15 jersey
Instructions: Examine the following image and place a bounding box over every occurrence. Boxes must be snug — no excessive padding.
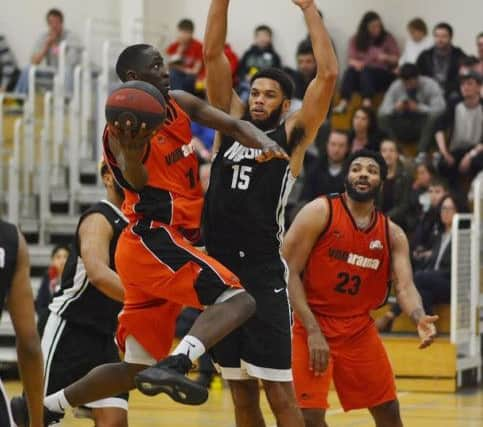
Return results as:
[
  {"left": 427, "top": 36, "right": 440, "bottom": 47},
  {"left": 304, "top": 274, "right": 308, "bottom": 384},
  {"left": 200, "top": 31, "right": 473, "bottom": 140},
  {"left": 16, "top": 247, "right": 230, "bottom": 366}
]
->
[{"left": 304, "top": 195, "right": 391, "bottom": 319}]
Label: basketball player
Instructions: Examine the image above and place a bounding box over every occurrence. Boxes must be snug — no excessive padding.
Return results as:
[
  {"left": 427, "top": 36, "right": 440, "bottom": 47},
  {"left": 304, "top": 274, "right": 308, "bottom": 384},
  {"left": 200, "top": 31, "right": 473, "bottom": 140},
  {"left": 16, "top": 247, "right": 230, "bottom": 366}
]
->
[
  {"left": 202, "top": 0, "right": 337, "bottom": 426},
  {"left": 283, "top": 150, "right": 438, "bottom": 427},
  {"left": 10, "top": 43, "right": 291, "bottom": 423},
  {"left": 0, "top": 220, "right": 43, "bottom": 426},
  {"left": 10, "top": 163, "right": 132, "bottom": 427}
]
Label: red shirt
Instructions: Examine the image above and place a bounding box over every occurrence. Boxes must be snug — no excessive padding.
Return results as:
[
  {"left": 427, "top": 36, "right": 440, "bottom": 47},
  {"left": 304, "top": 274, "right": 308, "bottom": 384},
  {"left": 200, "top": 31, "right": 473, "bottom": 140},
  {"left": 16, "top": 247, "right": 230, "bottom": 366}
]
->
[
  {"left": 303, "top": 195, "right": 391, "bottom": 319},
  {"left": 166, "top": 39, "right": 203, "bottom": 73},
  {"left": 103, "top": 97, "right": 203, "bottom": 239}
]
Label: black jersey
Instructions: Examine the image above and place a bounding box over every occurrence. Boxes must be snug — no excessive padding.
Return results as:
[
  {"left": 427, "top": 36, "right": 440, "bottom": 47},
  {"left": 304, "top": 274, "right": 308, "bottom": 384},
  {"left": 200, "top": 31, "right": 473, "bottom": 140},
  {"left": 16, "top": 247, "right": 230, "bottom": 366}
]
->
[
  {"left": 0, "top": 220, "right": 19, "bottom": 314},
  {"left": 203, "top": 123, "right": 296, "bottom": 257},
  {"left": 49, "top": 200, "right": 127, "bottom": 335}
]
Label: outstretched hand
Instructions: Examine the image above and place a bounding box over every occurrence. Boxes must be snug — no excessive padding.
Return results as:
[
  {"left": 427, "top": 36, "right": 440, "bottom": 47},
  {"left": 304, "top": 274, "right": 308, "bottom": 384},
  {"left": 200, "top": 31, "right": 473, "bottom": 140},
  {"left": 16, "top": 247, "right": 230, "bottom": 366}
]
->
[
  {"left": 292, "top": 0, "right": 315, "bottom": 10},
  {"left": 417, "top": 315, "right": 438, "bottom": 349},
  {"left": 255, "top": 141, "right": 290, "bottom": 163}
]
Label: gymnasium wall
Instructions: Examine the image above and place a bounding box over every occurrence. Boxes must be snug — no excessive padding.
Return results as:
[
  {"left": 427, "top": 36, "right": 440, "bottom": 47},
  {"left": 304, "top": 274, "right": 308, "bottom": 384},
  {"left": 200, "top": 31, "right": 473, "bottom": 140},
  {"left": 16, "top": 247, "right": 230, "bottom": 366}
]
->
[{"left": 3, "top": 0, "right": 482, "bottom": 68}]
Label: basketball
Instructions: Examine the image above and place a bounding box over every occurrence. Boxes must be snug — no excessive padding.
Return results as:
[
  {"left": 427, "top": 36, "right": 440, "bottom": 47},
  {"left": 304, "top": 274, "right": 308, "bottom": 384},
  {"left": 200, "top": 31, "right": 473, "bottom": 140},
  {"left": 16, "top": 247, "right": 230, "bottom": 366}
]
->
[{"left": 105, "top": 80, "right": 167, "bottom": 134}]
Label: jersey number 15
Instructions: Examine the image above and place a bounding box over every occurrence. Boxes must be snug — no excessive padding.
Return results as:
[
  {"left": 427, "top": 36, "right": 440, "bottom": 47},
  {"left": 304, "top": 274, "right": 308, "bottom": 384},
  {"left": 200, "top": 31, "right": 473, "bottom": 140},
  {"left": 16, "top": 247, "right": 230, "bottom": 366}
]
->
[{"left": 231, "top": 165, "right": 252, "bottom": 190}]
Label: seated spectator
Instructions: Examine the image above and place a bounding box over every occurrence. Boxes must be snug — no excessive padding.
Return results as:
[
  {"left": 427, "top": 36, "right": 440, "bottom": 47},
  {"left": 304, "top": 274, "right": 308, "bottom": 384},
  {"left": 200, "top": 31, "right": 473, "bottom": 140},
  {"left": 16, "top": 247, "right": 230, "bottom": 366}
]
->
[
  {"left": 300, "top": 130, "right": 350, "bottom": 202},
  {"left": 166, "top": 19, "right": 204, "bottom": 93},
  {"left": 435, "top": 71, "right": 483, "bottom": 190},
  {"left": 398, "top": 18, "right": 433, "bottom": 66},
  {"left": 376, "top": 194, "right": 467, "bottom": 332},
  {"left": 416, "top": 22, "right": 466, "bottom": 102},
  {"left": 378, "top": 63, "right": 445, "bottom": 160},
  {"left": 378, "top": 139, "right": 411, "bottom": 229},
  {"left": 349, "top": 106, "right": 383, "bottom": 152},
  {"left": 15, "top": 8, "right": 80, "bottom": 94},
  {"left": 406, "top": 161, "right": 437, "bottom": 233},
  {"left": 411, "top": 177, "right": 448, "bottom": 266},
  {"left": 285, "top": 39, "right": 316, "bottom": 101},
  {"left": 0, "top": 35, "right": 19, "bottom": 91},
  {"left": 333, "top": 11, "right": 399, "bottom": 112},
  {"left": 237, "top": 25, "right": 281, "bottom": 101},
  {"left": 35, "top": 244, "right": 70, "bottom": 333}
]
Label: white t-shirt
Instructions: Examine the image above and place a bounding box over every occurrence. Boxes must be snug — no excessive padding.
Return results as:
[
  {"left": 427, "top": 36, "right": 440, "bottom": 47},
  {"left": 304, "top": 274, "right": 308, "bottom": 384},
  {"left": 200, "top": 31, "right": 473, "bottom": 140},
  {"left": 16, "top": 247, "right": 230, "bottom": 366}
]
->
[{"left": 399, "top": 36, "right": 433, "bottom": 65}]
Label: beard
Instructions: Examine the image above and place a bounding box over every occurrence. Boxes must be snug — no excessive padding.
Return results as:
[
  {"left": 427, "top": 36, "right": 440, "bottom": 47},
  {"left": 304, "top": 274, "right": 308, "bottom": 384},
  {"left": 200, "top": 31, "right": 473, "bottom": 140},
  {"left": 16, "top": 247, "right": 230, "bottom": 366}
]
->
[
  {"left": 245, "top": 102, "right": 284, "bottom": 131},
  {"left": 344, "top": 177, "right": 381, "bottom": 203}
]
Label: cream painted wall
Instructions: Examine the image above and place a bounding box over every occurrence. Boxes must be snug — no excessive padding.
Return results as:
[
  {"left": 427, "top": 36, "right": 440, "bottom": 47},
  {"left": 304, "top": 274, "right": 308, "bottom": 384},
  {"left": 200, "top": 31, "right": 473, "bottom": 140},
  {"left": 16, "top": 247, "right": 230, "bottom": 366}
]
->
[
  {"left": 1, "top": 0, "right": 120, "bottom": 66},
  {"left": 2, "top": 0, "right": 482, "bottom": 69},
  {"left": 145, "top": 0, "right": 483, "bottom": 68}
]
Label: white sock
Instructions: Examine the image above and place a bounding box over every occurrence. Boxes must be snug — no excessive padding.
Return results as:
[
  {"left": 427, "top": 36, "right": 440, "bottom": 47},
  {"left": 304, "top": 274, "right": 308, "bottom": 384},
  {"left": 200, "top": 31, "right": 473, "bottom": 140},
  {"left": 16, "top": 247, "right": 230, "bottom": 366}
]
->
[
  {"left": 44, "top": 390, "right": 71, "bottom": 414},
  {"left": 172, "top": 335, "right": 205, "bottom": 362}
]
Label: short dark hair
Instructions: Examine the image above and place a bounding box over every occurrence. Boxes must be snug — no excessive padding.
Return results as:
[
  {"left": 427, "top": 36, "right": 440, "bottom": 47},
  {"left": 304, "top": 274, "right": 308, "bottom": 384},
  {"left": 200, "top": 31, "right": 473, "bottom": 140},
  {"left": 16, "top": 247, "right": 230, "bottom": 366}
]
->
[
  {"left": 177, "top": 19, "right": 194, "bottom": 32},
  {"left": 434, "top": 22, "right": 453, "bottom": 38},
  {"left": 46, "top": 8, "right": 63, "bottom": 22},
  {"left": 407, "top": 18, "right": 427, "bottom": 35},
  {"left": 477, "top": 32, "right": 483, "bottom": 40},
  {"left": 296, "top": 39, "right": 313, "bottom": 57},
  {"left": 250, "top": 67, "right": 295, "bottom": 99},
  {"left": 429, "top": 176, "right": 448, "bottom": 190},
  {"left": 330, "top": 129, "right": 350, "bottom": 142},
  {"left": 399, "top": 63, "right": 420, "bottom": 80},
  {"left": 116, "top": 43, "right": 152, "bottom": 82},
  {"left": 343, "top": 149, "right": 388, "bottom": 181},
  {"left": 51, "top": 244, "right": 69, "bottom": 258},
  {"left": 255, "top": 25, "right": 273, "bottom": 36}
]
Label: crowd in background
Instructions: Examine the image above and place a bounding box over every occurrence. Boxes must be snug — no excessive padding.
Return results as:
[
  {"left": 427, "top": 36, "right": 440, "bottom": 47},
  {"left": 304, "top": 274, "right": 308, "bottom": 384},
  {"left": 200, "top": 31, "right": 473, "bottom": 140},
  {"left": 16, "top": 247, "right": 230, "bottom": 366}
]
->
[{"left": 0, "top": 8, "right": 482, "bottom": 340}]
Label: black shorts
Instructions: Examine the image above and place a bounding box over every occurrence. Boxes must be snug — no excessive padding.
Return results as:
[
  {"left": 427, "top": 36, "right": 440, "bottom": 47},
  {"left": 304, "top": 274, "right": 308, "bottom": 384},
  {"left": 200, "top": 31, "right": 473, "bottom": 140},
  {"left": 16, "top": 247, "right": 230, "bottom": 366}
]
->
[
  {"left": 42, "top": 313, "right": 128, "bottom": 409},
  {"left": 211, "top": 252, "right": 292, "bottom": 382}
]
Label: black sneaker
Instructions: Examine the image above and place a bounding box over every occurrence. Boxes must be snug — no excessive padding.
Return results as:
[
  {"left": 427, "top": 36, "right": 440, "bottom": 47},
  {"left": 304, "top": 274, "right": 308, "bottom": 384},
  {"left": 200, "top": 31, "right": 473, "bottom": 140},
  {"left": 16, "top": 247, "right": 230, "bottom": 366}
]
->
[
  {"left": 10, "top": 396, "right": 63, "bottom": 426},
  {"left": 134, "top": 354, "right": 208, "bottom": 405}
]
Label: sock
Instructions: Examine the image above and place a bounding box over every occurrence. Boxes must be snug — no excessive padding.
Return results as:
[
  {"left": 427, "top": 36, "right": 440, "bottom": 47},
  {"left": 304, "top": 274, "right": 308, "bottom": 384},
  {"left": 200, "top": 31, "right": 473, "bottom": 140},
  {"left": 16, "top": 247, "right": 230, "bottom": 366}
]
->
[
  {"left": 44, "top": 390, "right": 71, "bottom": 414},
  {"left": 172, "top": 335, "right": 206, "bottom": 362}
]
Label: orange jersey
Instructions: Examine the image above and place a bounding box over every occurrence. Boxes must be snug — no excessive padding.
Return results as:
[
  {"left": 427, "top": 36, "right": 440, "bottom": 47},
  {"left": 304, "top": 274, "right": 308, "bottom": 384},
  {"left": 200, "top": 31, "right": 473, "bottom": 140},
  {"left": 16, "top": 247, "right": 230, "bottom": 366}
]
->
[
  {"left": 103, "top": 97, "right": 203, "bottom": 238},
  {"left": 303, "top": 195, "right": 391, "bottom": 319}
]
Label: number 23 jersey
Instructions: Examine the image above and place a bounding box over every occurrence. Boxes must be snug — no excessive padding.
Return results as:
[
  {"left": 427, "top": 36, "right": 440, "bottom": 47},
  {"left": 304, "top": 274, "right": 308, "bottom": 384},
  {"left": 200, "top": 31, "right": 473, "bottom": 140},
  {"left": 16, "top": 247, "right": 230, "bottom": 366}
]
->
[{"left": 304, "top": 195, "right": 391, "bottom": 319}]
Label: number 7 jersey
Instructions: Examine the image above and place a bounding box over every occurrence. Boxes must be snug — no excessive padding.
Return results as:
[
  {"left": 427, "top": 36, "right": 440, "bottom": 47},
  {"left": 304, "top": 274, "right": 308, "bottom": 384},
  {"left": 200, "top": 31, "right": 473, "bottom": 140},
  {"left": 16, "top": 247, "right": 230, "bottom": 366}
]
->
[
  {"left": 304, "top": 194, "right": 392, "bottom": 319},
  {"left": 103, "top": 97, "right": 203, "bottom": 239}
]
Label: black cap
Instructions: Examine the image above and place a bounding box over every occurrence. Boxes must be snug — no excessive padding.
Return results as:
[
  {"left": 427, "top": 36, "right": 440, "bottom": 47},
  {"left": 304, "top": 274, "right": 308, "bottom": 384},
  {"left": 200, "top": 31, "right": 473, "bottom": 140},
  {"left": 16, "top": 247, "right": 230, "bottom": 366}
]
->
[{"left": 460, "top": 70, "right": 482, "bottom": 84}]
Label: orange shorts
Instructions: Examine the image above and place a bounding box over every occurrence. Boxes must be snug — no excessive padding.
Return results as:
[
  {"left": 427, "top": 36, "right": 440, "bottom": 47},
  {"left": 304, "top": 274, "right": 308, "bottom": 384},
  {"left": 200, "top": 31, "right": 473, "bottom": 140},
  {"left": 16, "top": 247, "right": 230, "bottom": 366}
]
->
[
  {"left": 115, "top": 221, "right": 242, "bottom": 360},
  {"left": 292, "top": 316, "right": 396, "bottom": 411}
]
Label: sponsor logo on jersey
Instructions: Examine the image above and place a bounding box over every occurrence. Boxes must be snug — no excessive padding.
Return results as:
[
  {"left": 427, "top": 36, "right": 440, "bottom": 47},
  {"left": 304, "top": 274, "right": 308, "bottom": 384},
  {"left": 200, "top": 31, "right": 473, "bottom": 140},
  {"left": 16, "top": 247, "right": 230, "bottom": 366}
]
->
[
  {"left": 165, "top": 142, "right": 195, "bottom": 165},
  {"left": 369, "top": 240, "right": 383, "bottom": 250},
  {"left": 224, "top": 141, "right": 262, "bottom": 162},
  {"left": 328, "top": 247, "right": 381, "bottom": 270},
  {"left": 0, "top": 247, "right": 4, "bottom": 268}
]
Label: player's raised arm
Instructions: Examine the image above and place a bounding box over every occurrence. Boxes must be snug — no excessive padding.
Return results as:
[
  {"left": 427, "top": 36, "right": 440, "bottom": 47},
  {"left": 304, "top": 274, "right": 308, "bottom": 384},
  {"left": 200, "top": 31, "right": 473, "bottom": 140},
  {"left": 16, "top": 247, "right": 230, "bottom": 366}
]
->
[
  {"left": 172, "top": 90, "right": 288, "bottom": 161},
  {"left": 203, "top": 0, "right": 242, "bottom": 113},
  {"left": 79, "top": 214, "right": 124, "bottom": 302},
  {"left": 389, "top": 221, "right": 438, "bottom": 349},
  {"left": 8, "top": 229, "right": 44, "bottom": 427},
  {"left": 286, "top": 0, "right": 338, "bottom": 175},
  {"left": 282, "top": 198, "right": 330, "bottom": 374}
]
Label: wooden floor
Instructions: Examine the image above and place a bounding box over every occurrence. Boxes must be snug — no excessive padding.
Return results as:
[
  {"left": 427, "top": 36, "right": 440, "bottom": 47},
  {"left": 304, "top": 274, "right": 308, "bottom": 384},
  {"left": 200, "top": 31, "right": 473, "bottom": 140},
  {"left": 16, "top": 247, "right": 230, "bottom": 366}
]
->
[{"left": 4, "top": 380, "right": 483, "bottom": 426}]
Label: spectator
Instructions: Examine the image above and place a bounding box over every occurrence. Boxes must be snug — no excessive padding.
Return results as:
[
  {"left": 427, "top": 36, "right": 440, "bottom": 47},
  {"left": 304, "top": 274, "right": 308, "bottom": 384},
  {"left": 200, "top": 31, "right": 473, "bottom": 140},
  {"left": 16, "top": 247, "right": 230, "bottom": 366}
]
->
[
  {"left": 411, "top": 177, "right": 448, "bottom": 265},
  {"left": 376, "top": 194, "right": 467, "bottom": 332},
  {"left": 435, "top": 71, "right": 483, "bottom": 189},
  {"left": 474, "top": 32, "right": 483, "bottom": 75},
  {"left": 378, "top": 139, "right": 411, "bottom": 229},
  {"left": 398, "top": 18, "right": 433, "bottom": 66},
  {"left": 166, "top": 19, "right": 204, "bottom": 93},
  {"left": 378, "top": 63, "right": 445, "bottom": 159},
  {"left": 416, "top": 22, "right": 466, "bottom": 101},
  {"left": 300, "top": 130, "right": 350, "bottom": 202},
  {"left": 35, "top": 244, "right": 69, "bottom": 332},
  {"left": 191, "top": 121, "right": 215, "bottom": 162},
  {"left": 349, "top": 106, "right": 383, "bottom": 152},
  {"left": 15, "top": 8, "right": 80, "bottom": 94},
  {"left": 237, "top": 25, "right": 281, "bottom": 101},
  {"left": 333, "top": 11, "right": 399, "bottom": 112},
  {"left": 285, "top": 39, "right": 316, "bottom": 101},
  {"left": 0, "top": 34, "right": 19, "bottom": 91}
]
